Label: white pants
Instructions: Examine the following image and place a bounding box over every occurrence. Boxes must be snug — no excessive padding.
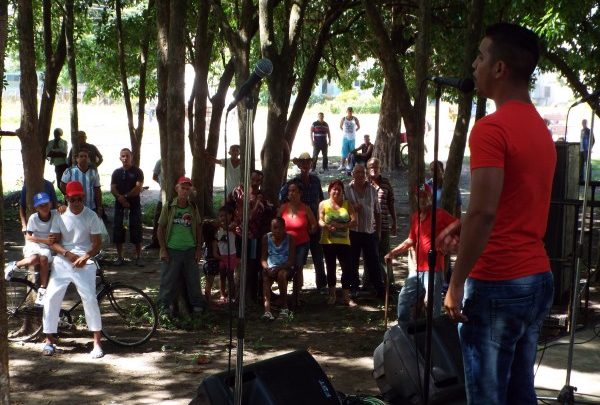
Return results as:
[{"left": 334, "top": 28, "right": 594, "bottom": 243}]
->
[
  {"left": 42, "top": 255, "right": 102, "bottom": 333},
  {"left": 23, "top": 242, "right": 53, "bottom": 263}
]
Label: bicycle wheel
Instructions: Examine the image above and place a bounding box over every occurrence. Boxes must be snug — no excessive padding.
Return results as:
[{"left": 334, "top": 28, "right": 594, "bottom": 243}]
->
[
  {"left": 400, "top": 143, "right": 409, "bottom": 167},
  {"left": 6, "top": 279, "right": 43, "bottom": 342},
  {"left": 99, "top": 284, "right": 157, "bottom": 346}
]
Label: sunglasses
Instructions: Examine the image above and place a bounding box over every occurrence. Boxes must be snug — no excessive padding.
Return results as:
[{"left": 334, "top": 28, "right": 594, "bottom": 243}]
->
[{"left": 68, "top": 197, "right": 84, "bottom": 203}]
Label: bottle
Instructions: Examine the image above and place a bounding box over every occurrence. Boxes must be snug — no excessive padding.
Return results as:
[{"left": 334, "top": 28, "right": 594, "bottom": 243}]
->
[{"left": 123, "top": 208, "right": 130, "bottom": 230}]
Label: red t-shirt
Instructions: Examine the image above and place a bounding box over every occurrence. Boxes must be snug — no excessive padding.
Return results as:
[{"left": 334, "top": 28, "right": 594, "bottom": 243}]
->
[
  {"left": 469, "top": 100, "right": 556, "bottom": 281},
  {"left": 281, "top": 203, "right": 310, "bottom": 245},
  {"left": 408, "top": 208, "right": 458, "bottom": 272}
]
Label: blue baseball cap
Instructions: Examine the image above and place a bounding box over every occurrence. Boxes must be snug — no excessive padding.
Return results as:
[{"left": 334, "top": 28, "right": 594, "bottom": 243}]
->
[{"left": 33, "top": 192, "right": 51, "bottom": 208}]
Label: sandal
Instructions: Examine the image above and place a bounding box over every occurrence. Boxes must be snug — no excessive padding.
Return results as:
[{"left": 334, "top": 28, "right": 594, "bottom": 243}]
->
[
  {"left": 42, "top": 343, "right": 56, "bottom": 356},
  {"left": 90, "top": 347, "right": 104, "bottom": 359}
]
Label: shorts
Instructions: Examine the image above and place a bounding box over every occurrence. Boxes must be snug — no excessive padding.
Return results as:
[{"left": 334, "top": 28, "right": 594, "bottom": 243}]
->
[
  {"left": 219, "top": 254, "right": 239, "bottom": 274},
  {"left": 203, "top": 259, "right": 220, "bottom": 276},
  {"left": 341, "top": 138, "right": 356, "bottom": 159},
  {"left": 23, "top": 242, "right": 53, "bottom": 263}
]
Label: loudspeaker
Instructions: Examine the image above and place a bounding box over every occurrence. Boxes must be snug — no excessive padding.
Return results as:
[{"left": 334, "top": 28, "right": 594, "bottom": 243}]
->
[
  {"left": 544, "top": 142, "right": 579, "bottom": 305},
  {"left": 373, "top": 316, "right": 465, "bottom": 405},
  {"left": 194, "top": 350, "right": 341, "bottom": 405}
]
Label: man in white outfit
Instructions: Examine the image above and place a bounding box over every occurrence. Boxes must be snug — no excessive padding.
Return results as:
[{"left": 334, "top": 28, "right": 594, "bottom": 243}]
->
[{"left": 42, "top": 181, "right": 104, "bottom": 358}]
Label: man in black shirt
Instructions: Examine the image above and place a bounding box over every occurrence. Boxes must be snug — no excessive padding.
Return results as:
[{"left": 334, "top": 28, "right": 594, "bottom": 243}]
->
[
  {"left": 310, "top": 112, "right": 331, "bottom": 172},
  {"left": 111, "top": 148, "right": 144, "bottom": 266}
]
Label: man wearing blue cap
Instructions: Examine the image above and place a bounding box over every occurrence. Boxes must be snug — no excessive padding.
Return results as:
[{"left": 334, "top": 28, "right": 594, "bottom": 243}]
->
[{"left": 5, "top": 192, "right": 58, "bottom": 306}]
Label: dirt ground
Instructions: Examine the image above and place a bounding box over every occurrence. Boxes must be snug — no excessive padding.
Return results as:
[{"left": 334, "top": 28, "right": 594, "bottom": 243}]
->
[{"left": 7, "top": 157, "right": 453, "bottom": 405}]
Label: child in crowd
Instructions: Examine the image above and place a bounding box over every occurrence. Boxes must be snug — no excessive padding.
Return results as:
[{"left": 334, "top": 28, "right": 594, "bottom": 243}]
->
[
  {"left": 5, "top": 192, "right": 58, "bottom": 306},
  {"left": 215, "top": 206, "right": 238, "bottom": 304},
  {"left": 260, "top": 217, "right": 295, "bottom": 320},
  {"left": 201, "top": 221, "right": 220, "bottom": 306}
]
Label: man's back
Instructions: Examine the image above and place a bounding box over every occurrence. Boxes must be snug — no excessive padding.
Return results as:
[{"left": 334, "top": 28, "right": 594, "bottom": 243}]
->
[{"left": 469, "top": 100, "right": 556, "bottom": 280}]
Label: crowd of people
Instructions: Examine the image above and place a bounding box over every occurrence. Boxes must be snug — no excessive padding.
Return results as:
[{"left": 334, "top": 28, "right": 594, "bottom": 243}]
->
[{"left": 7, "top": 26, "right": 558, "bottom": 405}]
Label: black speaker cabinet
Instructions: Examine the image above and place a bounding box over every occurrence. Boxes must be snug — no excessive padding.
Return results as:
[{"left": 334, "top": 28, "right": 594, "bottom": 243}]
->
[
  {"left": 373, "top": 316, "right": 465, "bottom": 405},
  {"left": 194, "top": 350, "right": 341, "bottom": 405}
]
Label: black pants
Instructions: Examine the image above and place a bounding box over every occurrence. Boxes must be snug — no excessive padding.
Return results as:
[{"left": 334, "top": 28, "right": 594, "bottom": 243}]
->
[
  {"left": 349, "top": 231, "right": 384, "bottom": 296},
  {"left": 54, "top": 164, "right": 68, "bottom": 195},
  {"left": 322, "top": 244, "right": 352, "bottom": 289},
  {"left": 309, "top": 230, "right": 327, "bottom": 288},
  {"left": 312, "top": 137, "right": 328, "bottom": 170}
]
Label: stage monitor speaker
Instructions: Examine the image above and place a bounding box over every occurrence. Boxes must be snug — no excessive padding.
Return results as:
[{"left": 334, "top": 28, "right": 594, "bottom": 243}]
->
[
  {"left": 373, "top": 315, "right": 465, "bottom": 405},
  {"left": 544, "top": 142, "right": 579, "bottom": 305},
  {"left": 193, "top": 350, "right": 341, "bottom": 405}
]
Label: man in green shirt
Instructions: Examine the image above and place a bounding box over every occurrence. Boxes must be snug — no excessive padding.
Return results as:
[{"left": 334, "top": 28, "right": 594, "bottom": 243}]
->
[{"left": 156, "top": 176, "right": 206, "bottom": 314}]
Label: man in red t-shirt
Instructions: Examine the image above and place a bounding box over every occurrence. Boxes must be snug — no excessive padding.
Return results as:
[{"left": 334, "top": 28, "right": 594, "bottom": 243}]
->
[
  {"left": 384, "top": 184, "right": 458, "bottom": 322},
  {"left": 438, "top": 23, "right": 556, "bottom": 404}
]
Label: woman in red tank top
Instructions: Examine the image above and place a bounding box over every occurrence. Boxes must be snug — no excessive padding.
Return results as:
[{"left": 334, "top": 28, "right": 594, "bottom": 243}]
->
[{"left": 278, "top": 181, "right": 317, "bottom": 306}]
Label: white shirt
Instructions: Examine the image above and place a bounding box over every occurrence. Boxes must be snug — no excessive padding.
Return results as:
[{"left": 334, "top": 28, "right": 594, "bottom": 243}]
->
[
  {"left": 345, "top": 182, "right": 380, "bottom": 234},
  {"left": 225, "top": 159, "right": 241, "bottom": 195},
  {"left": 27, "top": 209, "right": 57, "bottom": 249},
  {"left": 216, "top": 228, "right": 236, "bottom": 255},
  {"left": 342, "top": 117, "right": 358, "bottom": 140},
  {"left": 51, "top": 206, "right": 103, "bottom": 255}
]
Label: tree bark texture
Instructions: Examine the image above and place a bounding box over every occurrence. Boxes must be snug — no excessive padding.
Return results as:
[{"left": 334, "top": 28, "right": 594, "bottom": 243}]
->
[
  {"left": 373, "top": 81, "right": 402, "bottom": 172},
  {"left": 0, "top": 0, "right": 10, "bottom": 401},
  {"left": 38, "top": 0, "right": 66, "bottom": 157},
  {"left": 18, "top": 0, "right": 44, "bottom": 217},
  {"left": 65, "top": 0, "right": 79, "bottom": 153},
  {"left": 441, "top": 0, "right": 484, "bottom": 217},
  {"left": 156, "top": 0, "right": 170, "bottom": 201}
]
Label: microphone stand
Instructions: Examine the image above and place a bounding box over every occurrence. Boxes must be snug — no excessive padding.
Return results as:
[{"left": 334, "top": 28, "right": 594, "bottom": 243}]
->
[
  {"left": 233, "top": 95, "right": 255, "bottom": 405},
  {"left": 422, "top": 83, "right": 442, "bottom": 404}
]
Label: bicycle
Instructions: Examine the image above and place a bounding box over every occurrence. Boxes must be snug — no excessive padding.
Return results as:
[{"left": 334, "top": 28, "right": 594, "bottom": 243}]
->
[{"left": 5, "top": 252, "right": 158, "bottom": 346}]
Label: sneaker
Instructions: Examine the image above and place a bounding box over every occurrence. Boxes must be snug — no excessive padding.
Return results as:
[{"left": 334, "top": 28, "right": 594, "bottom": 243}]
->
[
  {"left": 35, "top": 287, "right": 47, "bottom": 307},
  {"left": 4, "top": 261, "right": 17, "bottom": 280},
  {"left": 113, "top": 257, "right": 125, "bottom": 266},
  {"left": 261, "top": 311, "right": 275, "bottom": 321},
  {"left": 280, "top": 308, "right": 290, "bottom": 319},
  {"left": 135, "top": 258, "right": 145, "bottom": 267}
]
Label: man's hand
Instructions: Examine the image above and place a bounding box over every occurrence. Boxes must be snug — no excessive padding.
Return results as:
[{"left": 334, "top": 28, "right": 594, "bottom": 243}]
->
[
  {"left": 436, "top": 220, "right": 461, "bottom": 254},
  {"left": 195, "top": 246, "right": 203, "bottom": 262},
  {"left": 47, "top": 234, "right": 58, "bottom": 245},
  {"left": 159, "top": 247, "right": 169, "bottom": 262},
  {"left": 444, "top": 283, "right": 468, "bottom": 323},
  {"left": 384, "top": 252, "right": 395, "bottom": 263},
  {"left": 73, "top": 253, "right": 91, "bottom": 268},
  {"left": 57, "top": 204, "right": 68, "bottom": 214}
]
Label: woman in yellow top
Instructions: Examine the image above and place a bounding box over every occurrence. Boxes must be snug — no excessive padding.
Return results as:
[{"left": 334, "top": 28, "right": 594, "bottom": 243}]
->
[{"left": 319, "top": 179, "right": 357, "bottom": 306}]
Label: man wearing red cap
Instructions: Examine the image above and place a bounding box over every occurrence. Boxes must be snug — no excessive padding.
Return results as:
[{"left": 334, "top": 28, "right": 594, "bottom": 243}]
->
[
  {"left": 156, "top": 176, "right": 206, "bottom": 315},
  {"left": 43, "top": 181, "right": 105, "bottom": 358},
  {"left": 384, "top": 183, "right": 458, "bottom": 322}
]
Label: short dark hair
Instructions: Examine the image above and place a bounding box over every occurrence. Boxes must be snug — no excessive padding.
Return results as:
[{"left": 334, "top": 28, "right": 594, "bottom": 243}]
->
[
  {"left": 485, "top": 23, "right": 539, "bottom": 82},
  {"left": 328, "top": 179, "right": 345, "bottom": 195},
  {"left": 272, "top": 216, "right": 286, "bottom": 227}
]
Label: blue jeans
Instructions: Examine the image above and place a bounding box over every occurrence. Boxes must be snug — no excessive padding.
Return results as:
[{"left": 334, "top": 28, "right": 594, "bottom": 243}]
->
[
  {"left": 459, "top": 272, "right": 553, "bottom": 405},
  {"left": 397, "top": 270, "right": 444, "bottom": 322}
]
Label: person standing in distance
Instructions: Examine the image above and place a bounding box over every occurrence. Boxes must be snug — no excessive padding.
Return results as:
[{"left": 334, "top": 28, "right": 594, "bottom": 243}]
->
[
  {"left": 339, "top": 107, "right": 360, "bottom": 171},
  {"left": 45, "top": 128, "right": 69, "bottom": 190},
  {"left": 310, "top": 112, "right": 331, "bottom": 172},
  {"left": 580, "top": 119, "right": 594, "bottom": 181},
  {"left": 438, "top": 23, "right": 556, "bottom": 405}
]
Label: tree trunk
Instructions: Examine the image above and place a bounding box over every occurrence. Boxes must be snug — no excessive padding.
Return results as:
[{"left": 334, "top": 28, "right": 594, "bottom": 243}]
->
[
  {"left": 204, "top": 59, "right": 235, "bottom": 215},
  {"left": 65, "top": 0, "right": 79, "bottom": 153},
  {"left": 156, "top": 0, "right": 169, "bottom": 200},
  {"left": 373, "top": 81, "right": 402, "bottom": 172},
  {"left": 165, "top": 0, "right": 186, "bottom": 193},
  {"left": 38, "top": 0, "right": 66, "bottom": 157},
  {"left": 0, "top": 0, "right": 10, "bottom": 401},
  {"left": 18, "top": 0, "right": 44, "bottom": 214},
  {"left": 189, "top": 0, "right": 212, "bottom": 215},
  {"left": 441, "top": 0, "right": 484, "bottom": 217}
]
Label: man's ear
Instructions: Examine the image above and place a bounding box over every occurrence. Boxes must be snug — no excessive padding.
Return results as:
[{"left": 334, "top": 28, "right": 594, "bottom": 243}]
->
[{"left": 494, "top": 60, "right": 508, "bottom": 79}]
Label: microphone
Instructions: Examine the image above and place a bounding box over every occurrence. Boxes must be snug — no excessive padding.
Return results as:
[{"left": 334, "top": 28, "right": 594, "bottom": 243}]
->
[
  {"left": 428, "top": 76, "right": 475, "bottom": 93},
  {"left": 570, "top": 89, "right": 600, "bottom": 108},
  {"left": 227, "top": 58, "right": 274, "bottom": 112}
]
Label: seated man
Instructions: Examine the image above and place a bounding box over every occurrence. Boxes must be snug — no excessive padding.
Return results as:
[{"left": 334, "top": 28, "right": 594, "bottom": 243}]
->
[
  {"left": 5, "top": 192, "right": 58, "bottom": 306},
  {"left": 347, "top": 134, "right": 374, "bottom": 173},
  {"left": 260, "top": 217, "right": 296, "bottom": 320},
  {"left": 42, "top": 181, "right": 104, "bottom": 358}
]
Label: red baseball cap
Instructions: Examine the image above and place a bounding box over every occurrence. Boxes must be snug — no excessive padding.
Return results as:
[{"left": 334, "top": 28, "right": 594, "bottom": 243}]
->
[
  {"left": 177, "top": 176, "right": 192, "bottom": 185},
  {"left": 66, "top": 181, "right": 85, "bottom": 197}
]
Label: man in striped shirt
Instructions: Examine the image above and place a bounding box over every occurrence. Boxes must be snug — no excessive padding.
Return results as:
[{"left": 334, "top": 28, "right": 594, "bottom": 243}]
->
[{"left": 60, "top": 148, "right": 102, "bottom": 217}]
